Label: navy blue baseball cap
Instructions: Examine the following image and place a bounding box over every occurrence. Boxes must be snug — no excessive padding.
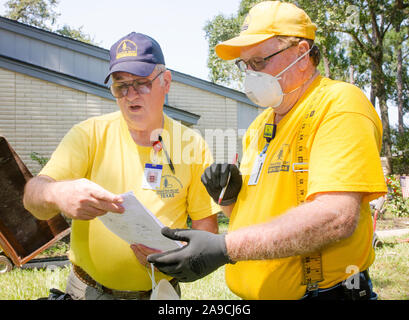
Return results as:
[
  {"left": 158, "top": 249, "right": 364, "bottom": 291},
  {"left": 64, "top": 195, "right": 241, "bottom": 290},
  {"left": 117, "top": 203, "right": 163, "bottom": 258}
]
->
[{"left": 104, "top": 32, "right": 165, "bottom": 84}]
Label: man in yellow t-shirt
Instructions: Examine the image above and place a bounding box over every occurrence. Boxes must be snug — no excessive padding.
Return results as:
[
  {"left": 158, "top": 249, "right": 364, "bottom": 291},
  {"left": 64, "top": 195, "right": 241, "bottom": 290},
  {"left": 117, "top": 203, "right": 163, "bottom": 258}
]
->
[
  {"left": 23, "top": 32, "right": 219, "bottom": 300},
  {"left": 148, "top": 1, "right": 387, "bottom": 300}
]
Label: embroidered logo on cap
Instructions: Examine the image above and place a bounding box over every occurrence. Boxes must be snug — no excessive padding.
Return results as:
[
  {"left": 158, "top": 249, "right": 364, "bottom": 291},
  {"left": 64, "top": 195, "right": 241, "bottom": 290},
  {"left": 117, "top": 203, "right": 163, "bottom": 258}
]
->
[{"left": 116, "top": 40, "right": 138, "bottom": 59}]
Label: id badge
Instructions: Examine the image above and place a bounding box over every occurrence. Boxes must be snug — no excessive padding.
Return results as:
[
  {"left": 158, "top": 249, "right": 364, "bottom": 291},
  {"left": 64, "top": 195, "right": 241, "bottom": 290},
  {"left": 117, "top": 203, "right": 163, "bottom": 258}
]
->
[
  {"left": 248, "top": 153, "right": 267, "bottom": 186},
  {"left": 142, "top": 163, "right": 163, "bottom": 190}
]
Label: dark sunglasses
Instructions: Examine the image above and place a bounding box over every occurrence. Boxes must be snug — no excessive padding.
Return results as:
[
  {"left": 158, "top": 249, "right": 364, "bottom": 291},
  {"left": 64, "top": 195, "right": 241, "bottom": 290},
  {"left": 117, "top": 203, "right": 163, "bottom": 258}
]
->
[
  {"left": 110, "top": 71, "right": 164, "bottom": 98},
  {"left": 235, "top": 44, "right": 294, "bottom": 72}
]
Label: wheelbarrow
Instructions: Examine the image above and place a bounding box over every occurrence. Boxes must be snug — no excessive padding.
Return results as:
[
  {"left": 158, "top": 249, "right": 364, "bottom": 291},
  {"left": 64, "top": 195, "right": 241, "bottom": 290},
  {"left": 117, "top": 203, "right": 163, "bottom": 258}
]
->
[
  {"left": 370, "top": 196, "right": 386, "bottom": 249},
  {"left": 0, "top": 136, "right": 70, "bottom": 273}
]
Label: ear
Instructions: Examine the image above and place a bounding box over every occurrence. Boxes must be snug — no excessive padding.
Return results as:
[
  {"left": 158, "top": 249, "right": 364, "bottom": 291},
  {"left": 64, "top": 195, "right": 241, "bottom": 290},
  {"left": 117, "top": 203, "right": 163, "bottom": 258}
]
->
[
  {"left": 296, "top": 40, "right": 311, "bottom": 72},
  {"left": 163, "top": 70, "right": 172, "bottom": 94}
]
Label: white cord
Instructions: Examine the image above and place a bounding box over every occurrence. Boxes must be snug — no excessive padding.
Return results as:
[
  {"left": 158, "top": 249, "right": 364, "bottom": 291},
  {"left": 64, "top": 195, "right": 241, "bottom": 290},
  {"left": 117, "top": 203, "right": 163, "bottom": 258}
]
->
[{"left": 147, "top": 263, "right": 157, "bottom": 289}]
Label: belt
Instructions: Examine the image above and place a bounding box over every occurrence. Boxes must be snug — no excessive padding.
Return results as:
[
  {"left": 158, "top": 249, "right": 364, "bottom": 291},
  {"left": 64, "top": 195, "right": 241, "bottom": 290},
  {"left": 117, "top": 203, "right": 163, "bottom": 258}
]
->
[
  {"left": 72, "top": 264, "right": 178, "bottom": 300},
  {"left": 301, "top": 270, "right": 377, "bottom": 300}
]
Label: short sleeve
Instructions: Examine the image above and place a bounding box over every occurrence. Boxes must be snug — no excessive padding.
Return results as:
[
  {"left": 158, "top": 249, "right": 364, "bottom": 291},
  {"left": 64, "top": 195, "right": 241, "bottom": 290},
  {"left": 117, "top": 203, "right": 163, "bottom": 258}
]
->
[
  {"left": 307, "top": 112, "right": 387, "bottom": 203},
  {"left": 39, "top": 124, "right": 91, "bottom": 181}
]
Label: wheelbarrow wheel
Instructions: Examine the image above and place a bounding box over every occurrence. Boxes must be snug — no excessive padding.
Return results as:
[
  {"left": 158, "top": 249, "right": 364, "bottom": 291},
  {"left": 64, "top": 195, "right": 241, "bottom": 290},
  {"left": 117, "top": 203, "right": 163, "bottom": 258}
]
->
[
  {"left": 0, "top": 255, "right": 13, "bottom": 273},
  {"left": 372, "top": 233, "right": 383, "bottom": 249}
]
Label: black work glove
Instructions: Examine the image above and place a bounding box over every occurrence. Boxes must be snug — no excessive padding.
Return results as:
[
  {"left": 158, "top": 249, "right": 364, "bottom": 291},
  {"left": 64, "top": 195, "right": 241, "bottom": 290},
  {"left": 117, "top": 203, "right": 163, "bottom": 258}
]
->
[
  {"left": 147, "top": 227, "right": 234, "bottom": 282},
  {"left": 201, "top": 163, "right": 242, "bottom": 206}
]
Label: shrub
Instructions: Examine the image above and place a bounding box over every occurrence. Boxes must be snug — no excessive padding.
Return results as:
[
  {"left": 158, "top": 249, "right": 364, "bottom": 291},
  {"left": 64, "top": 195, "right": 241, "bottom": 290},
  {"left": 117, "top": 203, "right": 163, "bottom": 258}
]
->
[
  {"left": 390, "top": 127, "right": 409, "bottom": 175},
  {"left": 30, "top": 152, "right": 49, "bottom": 168},
  {"left": 385, "top": 175, "right": 409, "bottom": 217}
]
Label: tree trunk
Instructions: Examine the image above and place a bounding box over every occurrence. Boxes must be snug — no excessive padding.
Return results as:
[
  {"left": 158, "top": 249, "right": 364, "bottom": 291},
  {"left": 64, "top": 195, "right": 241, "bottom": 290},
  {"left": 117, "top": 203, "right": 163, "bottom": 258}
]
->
[
  {"left": 349, "top": 64, "right": 355, "bottom": 85},
  {"left": 370, "top": 69, "right": 376, "bottom": 107},
  {"left": 378, "top": 94, "right": 393, "bottom": 175},
  {"left": 369, "top": 16, "right": 377, "bottom": 108},
  {"left": 373, "top": 58, "right": 392, "bottom": 174},
  {"left": 395, "top": 31, "right": 405, "bottom": 134},
  {"left": 321, "top": 45, "right": 331, "bottom": 78}
]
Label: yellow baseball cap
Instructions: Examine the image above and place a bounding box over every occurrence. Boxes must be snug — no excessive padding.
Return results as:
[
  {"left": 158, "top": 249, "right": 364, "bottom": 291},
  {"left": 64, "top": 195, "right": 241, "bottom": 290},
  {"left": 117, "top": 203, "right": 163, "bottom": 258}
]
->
[{"left": 215, "top": 1, "right": 317, "bottom": 60}]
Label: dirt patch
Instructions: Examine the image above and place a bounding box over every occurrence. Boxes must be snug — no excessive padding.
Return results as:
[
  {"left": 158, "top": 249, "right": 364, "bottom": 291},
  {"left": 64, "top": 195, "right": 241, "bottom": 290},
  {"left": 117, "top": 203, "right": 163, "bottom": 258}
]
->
[{"left": 375, "top": 215, "right": 409, "bottom": 231}]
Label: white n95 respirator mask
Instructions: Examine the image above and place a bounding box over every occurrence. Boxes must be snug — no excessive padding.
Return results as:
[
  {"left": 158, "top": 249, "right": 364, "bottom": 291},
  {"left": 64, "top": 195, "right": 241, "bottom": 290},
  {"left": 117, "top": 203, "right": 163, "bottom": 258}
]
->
[
  {"left": 148, "top": 263, "right": 179, "bottom": 300},
  {"left": 244, "top": 46, "right": 314, "bottom": 108},
  {"left": 244, "top": 70, "right": 284, "bottom": 108}
]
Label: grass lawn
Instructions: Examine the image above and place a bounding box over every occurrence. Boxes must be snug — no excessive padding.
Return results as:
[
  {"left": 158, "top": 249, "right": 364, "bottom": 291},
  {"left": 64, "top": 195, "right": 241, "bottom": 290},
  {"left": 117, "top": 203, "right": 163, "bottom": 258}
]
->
[
  {"left": 1, "top": 216, "right": 408, "bottom": 300},
  {"left": 370, "top": 234, "right": 409, "bottom": 300},
  {"left": 0, "top": 265, "right": 71, "bottom": 300}
]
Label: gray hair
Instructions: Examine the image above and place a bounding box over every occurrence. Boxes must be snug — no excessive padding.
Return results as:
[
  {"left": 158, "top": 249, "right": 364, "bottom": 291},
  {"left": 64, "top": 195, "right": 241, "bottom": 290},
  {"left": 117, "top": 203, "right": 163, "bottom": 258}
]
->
[
  {"left": 154, "top": 64, "right": 167, "bottom": 86},
  {"left": 275, "top": 36, "right": 321, "bottom": 67}
]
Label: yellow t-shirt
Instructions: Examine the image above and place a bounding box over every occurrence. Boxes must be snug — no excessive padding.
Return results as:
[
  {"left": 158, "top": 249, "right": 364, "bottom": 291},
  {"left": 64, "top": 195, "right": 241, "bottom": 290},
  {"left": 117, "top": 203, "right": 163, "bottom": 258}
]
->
[
  {"left": 40, "top": 111, "right": 219, "bottom": 291},
  {"left": 226, "top": 76, "right": 387, "bottom": 300}
]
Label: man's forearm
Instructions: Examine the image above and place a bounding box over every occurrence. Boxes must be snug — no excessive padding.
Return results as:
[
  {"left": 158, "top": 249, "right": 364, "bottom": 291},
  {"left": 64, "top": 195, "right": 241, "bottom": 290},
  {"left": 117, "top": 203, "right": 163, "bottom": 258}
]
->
[
  {"left": 221, "top": 203, "right": 235, "bottom": 217},
  {"left": 23, "top": 175, "right": 60, "bottom": 220},
  {"left": 191, "top": 214, "right": 219, "bottom": 234},
  {"left": 225, "top": 192, "right": 362, "bottom": 262}
]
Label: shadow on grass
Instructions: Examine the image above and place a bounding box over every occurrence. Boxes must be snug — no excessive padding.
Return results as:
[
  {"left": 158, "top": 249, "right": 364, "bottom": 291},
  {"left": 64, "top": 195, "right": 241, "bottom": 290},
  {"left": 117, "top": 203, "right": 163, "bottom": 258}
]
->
[{"left": 375, "top": 241, "right": 400, "bottom": 249}]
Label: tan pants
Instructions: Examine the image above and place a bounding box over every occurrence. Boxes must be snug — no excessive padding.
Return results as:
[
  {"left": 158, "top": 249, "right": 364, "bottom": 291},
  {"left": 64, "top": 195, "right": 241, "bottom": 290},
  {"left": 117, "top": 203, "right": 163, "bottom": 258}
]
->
[{"left": 65, "top": 268, "right": 181, "bottom": 300}]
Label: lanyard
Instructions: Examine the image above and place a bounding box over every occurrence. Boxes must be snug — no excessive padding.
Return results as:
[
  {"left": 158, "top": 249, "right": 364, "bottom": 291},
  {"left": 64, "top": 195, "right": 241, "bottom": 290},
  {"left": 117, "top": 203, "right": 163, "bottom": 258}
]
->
[
  {"left": 261, "top": 123, "right": 276, "bottom": 154},
  {"left": 152, "top": 135, "right": 175, "bottom": 174},
  {"left": 248, "top": 123, "right": 276, "bottom": 186}
]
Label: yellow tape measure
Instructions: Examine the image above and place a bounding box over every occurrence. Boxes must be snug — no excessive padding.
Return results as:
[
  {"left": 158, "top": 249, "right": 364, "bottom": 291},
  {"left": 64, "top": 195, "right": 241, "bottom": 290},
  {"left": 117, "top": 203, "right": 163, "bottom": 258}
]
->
[
  {"left": 301, "top": 254, "right": 323, "bottom": 290},
  {"left": 295, "top": 84, "right": 328, "bottom": 290}
]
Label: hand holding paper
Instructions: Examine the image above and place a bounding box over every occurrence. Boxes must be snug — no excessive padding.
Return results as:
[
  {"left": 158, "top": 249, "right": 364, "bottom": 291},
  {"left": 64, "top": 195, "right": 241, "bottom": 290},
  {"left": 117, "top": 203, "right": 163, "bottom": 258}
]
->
[
  {"left": 147, "top": 227, "right": 234, "bottom": 282},
  {"left": 130, "top": 244, "right": 162, "bottom": 267},
  {"left": 98, "top": 191, "right": 182, "bottom": 252},
  {"left": 53, "top": 178, "right": 124, "bottom": 220}
]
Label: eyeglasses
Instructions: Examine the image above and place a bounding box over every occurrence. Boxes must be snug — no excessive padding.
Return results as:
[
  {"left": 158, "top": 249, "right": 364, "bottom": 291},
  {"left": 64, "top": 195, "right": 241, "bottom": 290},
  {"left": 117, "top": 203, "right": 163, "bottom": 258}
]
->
[
  {"left": 235, "top": 44, "right": 294, "bottom": 72},
  {"left": 110, "top": 71, "right": 164, "bottom": 98}
]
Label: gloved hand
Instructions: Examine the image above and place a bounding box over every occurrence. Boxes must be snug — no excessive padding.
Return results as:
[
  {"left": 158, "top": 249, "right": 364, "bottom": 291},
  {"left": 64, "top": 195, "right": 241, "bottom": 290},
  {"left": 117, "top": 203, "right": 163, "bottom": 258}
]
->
[
  {"left": 201, "top": 163, "right": 242, "bottom": 206},
  {"left": 147, "top": 227, "right": 234, "bottom": 282}
]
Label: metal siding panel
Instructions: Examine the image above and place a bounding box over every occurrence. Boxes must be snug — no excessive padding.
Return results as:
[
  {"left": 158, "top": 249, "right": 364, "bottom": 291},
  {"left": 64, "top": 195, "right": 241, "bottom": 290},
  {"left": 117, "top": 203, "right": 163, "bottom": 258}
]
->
[
  {"left": 59, "top": 48, "right": 75, "bottom": 75},
  {"left": 163, "top": 108, "right": 198, "bottom": 125},
  {"left": 74, "top": 52, "right": 88, "bottom": 80},
  {"left": 44, "top": 43, "right": 60, "bottom": 71},
  {"left": 238, "top": 102, "right": 259, "bottom": 130},
  {"left": 0, "top": 30, "right": 16, "bottom": 57},
  {"left": 14, "top": 34, "right": 29, "bottom": 62},
  {"left": 28, "top": 39, "right": 44, "bottom": 67},
  {"left": 99, "top": 59, "right": 109, "bottom": 85},
  {"left": 0, "top": 16, "right": 109, "bottom": 60},
  {"left": 0, "top": 56, "right": 115, "bottom": 101},
  {"left": 87, "top": 57, "right": 102, "bottom": 84}
]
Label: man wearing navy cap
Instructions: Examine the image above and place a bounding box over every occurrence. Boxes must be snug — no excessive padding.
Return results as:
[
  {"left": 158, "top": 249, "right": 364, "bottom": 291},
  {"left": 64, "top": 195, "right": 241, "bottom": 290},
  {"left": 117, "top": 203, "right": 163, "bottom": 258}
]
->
[{"left": 23, "top": 32, "right": 219, "bottom": 300}]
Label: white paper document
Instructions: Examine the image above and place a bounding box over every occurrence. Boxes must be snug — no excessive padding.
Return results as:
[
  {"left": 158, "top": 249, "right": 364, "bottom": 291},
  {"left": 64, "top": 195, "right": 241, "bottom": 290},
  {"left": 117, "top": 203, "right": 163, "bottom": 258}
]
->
[{"left": 98, "top": 191, "right": 183, "bottom": 251}]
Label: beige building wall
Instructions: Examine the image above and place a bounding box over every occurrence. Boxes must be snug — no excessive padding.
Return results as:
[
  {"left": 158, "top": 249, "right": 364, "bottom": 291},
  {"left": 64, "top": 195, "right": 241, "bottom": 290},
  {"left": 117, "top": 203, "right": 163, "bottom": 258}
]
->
[
  {"left": 168, "top": 81, "right": 240, "bottom": 163},
  {"left": 0, "top": 67, "right": 243, "bottom": 174},
  {"left": 0, "top": 67, "right": 118, "bottom": 174}
]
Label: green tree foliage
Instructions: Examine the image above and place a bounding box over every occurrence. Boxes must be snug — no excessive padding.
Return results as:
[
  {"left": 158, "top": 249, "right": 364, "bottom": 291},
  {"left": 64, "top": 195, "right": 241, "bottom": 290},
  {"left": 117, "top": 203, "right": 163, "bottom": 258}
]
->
[
  {"left": 204, "top": 0, "right": 362, "bottom": 88},
  {"left": 319, "top": 0, "right": 408, "bottom": 172},
  {"left": 55, "top": 24, "right": 98, "bottom": 45},
  {"left": 4, "top": 0, "right": 59, "bottom": 30},
  {"left": 204, "top": 14, "right": 244, "bottom": 90}
]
